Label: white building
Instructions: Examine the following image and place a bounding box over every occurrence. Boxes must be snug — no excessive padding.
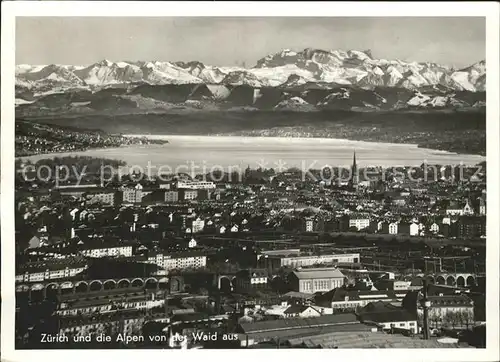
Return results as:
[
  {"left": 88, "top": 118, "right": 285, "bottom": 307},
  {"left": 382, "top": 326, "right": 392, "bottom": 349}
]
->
[
  {"left": 182, "top": 190, "right": 198, "bottom": 200},
  {"left": 409, "top": 223, "right": 419, "bottom": 236},
  {"left": 69, "top": 208, "right": 79, "bottom": 221},
  {"left": 259, "top": 253, "right": 360, "bottom": 270},
  {"left": 374, "top": 319, "right": 418, "bottom": 334},
  {"left": 177, "top": 180, "right": 215, "bottom": 190},
  {"left": 430, "top": 223, "right": 440, "bottom": 234},
  {"left": 388, "top": 222, "right": 398, "bottom": 235},
  {"left": 463, "top": 200, "right": 474, "bottom": 215},
  {"left": 85, "top": 191, "right": 116, "bottom": 206},
  {"left": 283, "top": 305, "right": 323, "bottom": 319},
  {"left": 290, "top": 268, "right": 345, "bottom": 293},
  {"left": 327, "top": 290, "right": 407, "bottom": 311},
  {"left": 446, "top": 200, "right": 474, "bottom": 216},
  {"left": 393, "top": 281, "right": 412, "bottom": 290},
  {"left": 349, "top": 217, "right": 371, "bottom": 231},
  {"left": 80, "top": 245, "right": 133, "bottom": 258},
  {"left": 234, "top": 269, "right": 268, "bottom": 292},
  {"left": 191, "top": 218, "right": 205, "bottom": 233},
  {"left": 305, "top": 218, "right": 314, "bottom": 232},
  {"left": 57, "top": 295, "right": 164, "bottom": 316},
  {"left": 146, "top": 252, "right": 207, "bottom": 271},
  {"left": 80, "top": 210, "right": 89, "bottom": 220},
  {"left": 16, "top": 258, "right": 88, "bottom": 283},
  {"left": 165, "top": 191, "right": 179, "bottom": 202},
  {"left": 122, "top": 187, "right": 143, "bottom": 204}
]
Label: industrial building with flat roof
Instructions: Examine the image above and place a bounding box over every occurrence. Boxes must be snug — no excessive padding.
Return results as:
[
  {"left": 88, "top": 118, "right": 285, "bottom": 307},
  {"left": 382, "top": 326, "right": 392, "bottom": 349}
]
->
[
  {"left": 289, "top": 268, "right": 346, "bottom": 294},
  {"left": 237, "top": 313, "right": 367, "bottom": 346},
  {"left": 258, "top": 252, "right": 360, "bottom": 270}
]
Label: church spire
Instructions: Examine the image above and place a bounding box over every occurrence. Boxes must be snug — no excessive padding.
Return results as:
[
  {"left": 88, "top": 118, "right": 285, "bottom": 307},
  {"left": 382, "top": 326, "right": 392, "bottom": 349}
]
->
[{"left": 351, "top": 151, "right": 359, "bottom": 189}]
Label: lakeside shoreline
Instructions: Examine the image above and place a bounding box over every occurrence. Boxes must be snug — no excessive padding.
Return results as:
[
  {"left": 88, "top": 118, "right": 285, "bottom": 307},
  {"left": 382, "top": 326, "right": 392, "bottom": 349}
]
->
[
  {"left": 15, "top": 137, "right": 168, "bottom": 159},
  {"left": 16, "top": 135, "right": 485, "bottom": 169},
  {"left": 124, "top": 134, "right": 485, "bottom": 158}
]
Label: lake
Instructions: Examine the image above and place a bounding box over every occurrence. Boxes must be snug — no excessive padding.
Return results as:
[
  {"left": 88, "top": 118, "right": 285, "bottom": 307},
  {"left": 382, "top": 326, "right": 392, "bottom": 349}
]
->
[{"left": 19, "top": 135, "right": 485, "bottom": 174}]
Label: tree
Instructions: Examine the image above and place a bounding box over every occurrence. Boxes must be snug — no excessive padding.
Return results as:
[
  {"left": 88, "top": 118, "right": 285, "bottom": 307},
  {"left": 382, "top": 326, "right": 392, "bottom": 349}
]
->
[
  {"left": 456, "top": 310, "right": 465, "bottom": 328},
  {"left": 444, "top": 311, "right": 459, "bottom": 330},
  {"left": 462, "top": 309, "right": 474, "bottom": 330},
  {"left": 429, "top": 310, "right": 442, "bottom": 329}
]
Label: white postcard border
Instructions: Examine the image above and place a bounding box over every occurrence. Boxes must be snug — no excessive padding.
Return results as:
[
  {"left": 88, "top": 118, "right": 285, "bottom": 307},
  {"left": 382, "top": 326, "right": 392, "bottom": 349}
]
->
[{"left": 2, "top": 2, "right": 499, "bottom": 361}]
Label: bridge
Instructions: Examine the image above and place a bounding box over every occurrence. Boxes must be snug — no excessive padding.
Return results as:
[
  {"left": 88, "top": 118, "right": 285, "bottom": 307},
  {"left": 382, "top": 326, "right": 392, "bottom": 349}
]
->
[
  {"left": 216, "top": 274, "right": 237, "bottom": 292},
  {"left": 16, "top": 271, "right": 482, "bottom": 302},
  {"left": 417, "top": 272, "right": 480, "bottom": 287},
  {"left": 15, "top": 276, "right": 185, "bottom": 300}
]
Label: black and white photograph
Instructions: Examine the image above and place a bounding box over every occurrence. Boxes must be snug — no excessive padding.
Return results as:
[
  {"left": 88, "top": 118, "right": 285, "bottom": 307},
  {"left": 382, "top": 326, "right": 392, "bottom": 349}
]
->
[{"left": 1, "top": 2, "right": 499, "bottom": 360}]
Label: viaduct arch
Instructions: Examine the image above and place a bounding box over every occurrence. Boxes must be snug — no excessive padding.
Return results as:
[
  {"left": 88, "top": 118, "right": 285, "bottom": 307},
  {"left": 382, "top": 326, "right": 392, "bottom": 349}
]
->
[{"left": 16, "top": 276, "right": 167, "bottom": 300}]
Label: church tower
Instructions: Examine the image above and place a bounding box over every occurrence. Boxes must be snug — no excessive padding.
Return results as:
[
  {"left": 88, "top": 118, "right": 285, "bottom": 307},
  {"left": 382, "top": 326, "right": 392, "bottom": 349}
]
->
[{"left": 351, "top": 151, "right": 359, "bottom": 189}]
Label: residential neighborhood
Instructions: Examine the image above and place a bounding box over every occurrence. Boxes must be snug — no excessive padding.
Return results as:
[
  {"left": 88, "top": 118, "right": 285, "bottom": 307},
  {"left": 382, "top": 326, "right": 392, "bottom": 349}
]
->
[{"left": 14, "top": 153, "right": 487, "bottom": 349}]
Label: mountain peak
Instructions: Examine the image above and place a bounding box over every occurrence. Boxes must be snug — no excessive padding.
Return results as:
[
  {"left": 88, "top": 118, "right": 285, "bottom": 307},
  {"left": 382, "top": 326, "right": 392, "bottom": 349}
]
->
[
  {"left": 279, "top": 48, "right": 299, "bottom": 57},
  {"left": 97, "top": 59, "right": 114, "bottom": 67},
  {"left": 472, "top": 60, "right": 486, "bottom": 69},
  {"left": 363, "top": 49, "right": 373, "bottom": 59},
  {"left": 15, "top": 49, "right": 487, "bottom": 93},
  {"left": 175, "top": 60, "right": 206, "bottom": 69},
  {"left": 45, "top": 64, "right": 62, "bottom": 70},
  {"left": 457, "top": 60, "right": 486, "bottom": 74}
]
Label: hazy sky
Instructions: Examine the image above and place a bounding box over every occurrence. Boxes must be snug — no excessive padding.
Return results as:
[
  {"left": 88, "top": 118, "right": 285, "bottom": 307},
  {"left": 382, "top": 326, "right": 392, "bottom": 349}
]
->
[{"left": 16, "top": 17, "right": 485, "bottom": 67}]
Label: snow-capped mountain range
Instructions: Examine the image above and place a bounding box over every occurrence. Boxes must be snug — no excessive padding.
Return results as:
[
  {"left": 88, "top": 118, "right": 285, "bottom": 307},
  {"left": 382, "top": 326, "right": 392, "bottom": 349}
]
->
[
  {"left": 14, "top": 48, "right": 486, "bottom": 115},
  {"left": 16, "top": 48, "right": 486, "bottom": 93}
]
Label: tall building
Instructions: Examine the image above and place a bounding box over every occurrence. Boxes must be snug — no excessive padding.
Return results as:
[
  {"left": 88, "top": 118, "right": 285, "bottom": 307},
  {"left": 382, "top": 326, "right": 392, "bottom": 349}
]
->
[{"left": 350, "top": 151, "right": 359, "bottom": 190}]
